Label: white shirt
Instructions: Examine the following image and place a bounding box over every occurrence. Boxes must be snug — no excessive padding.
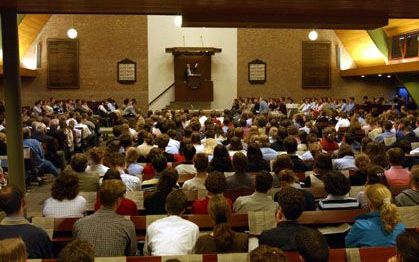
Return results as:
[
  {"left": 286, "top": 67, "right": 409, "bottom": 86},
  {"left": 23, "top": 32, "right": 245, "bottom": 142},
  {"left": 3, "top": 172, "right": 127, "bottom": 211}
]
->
[
  {"left": 166, "top": 138, "right": 180, "bottom": 155},
  {"left": 98, "top": 104, "right": 108, "bottom": 114},
  {"left": 42, "top": 195, "right": 86, "bottom": 218},
  {"left": 335, "top": 118, "right": 350, "bottom": 132},
  {"left": 85, "top": 164, "right": 109, "bottom": 177},
  {"left": 120, "top": 173, "right": 141, "bottom": 191},
  {"left": 144, "top": 215, "right": 199, "bottom": 256},
  {"left": 75, "top": 123, "right": 92, "bottom": 139},
  {"left": 182, "top": 176, "right": 206, "bottom": 192},
  {"left": 193, "top": 144, "right": 205, "bottom": 154},
  {"left": 175, "top": 164, "right": 197, "bottom": 175}
]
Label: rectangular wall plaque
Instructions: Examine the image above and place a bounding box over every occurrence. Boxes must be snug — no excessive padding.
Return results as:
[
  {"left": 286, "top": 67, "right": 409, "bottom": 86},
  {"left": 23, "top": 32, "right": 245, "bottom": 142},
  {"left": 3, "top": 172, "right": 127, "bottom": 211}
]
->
[
  {"left": 47, "top": 39, "right": 79, "bottom": 89},
  {"left": 248, "top": 59, "right": 267, "bottom": 84},
  {"left": 302, "top": 41, "right": 331, "bottom": 88}
]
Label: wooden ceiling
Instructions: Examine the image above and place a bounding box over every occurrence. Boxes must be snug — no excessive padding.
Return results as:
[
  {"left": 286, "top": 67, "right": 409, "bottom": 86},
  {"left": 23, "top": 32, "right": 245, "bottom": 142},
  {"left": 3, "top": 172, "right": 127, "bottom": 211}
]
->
[
  {"left": 0, "top": 0, "right": 419, "bottom": 29},
  {"left": 18, "top": 15, "right": 50, "bottom": 58},
  {"left": 383, "top": 19, "right": 419, "bottom": 36}
]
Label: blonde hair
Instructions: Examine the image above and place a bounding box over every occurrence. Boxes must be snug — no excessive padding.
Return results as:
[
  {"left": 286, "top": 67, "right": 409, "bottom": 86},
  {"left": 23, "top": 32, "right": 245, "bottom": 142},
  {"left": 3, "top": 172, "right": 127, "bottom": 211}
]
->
[
  {"left": 0, "top": 238, "right": 26, "bottom": 262},
  {"left": 125, "top": 147, "right": 140, "bottom": 164},
  {"left": 366, "top": 184, "right": 400, "bottom": 233},
  {"left": 355, "top": 153, "right": 371, "bottom": 172}
]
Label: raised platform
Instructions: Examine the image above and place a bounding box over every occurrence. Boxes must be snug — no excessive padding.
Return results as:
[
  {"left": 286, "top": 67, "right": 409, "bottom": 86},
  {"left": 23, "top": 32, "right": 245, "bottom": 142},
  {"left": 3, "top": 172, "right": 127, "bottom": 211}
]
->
[{"left": 166, "top": 101, "right": 212, "bottom": 110}]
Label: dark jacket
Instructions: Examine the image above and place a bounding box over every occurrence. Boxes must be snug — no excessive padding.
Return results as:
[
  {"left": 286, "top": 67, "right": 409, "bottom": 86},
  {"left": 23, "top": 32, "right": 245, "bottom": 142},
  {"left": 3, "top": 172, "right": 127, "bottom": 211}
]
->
[{"left": 259, "top": 221, "right": 308, "bottom": 251}]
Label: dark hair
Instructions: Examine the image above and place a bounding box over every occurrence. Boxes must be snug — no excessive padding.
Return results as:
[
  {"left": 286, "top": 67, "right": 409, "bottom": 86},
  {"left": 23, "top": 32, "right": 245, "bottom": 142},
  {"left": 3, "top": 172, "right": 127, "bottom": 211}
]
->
[
  {"left": 229, "top": 136, "right": 243, "bottom": 151},
  {"left": 152, "top": 153, "right": 168, "bottom": 173},
  {"left": 193, "top": 153, "right": 208, "bottom": 173},
  {"left": 182, "top": 143, "right": 196, "bottom": 161},
  {"left": 205, "top": 171, "right": 227, "bottom": 194},
  {"left": 395, "top": 231, "right": 419, "bottom": 262},
  {"left": 283, "top": 136, "right": 297, "bottom": 153},
  {"left": 387, "top": 147, "right": 405, "bottom": 166},
  {"left": 255, "top": 171, "right": 273, "bottom": 193},
  {"left": 165, "top": 189, "right": 187, "bottom": 216},
  {"left": 155, "top": 134, "right": 170, "bottom": 149},
  {"left": 119, "top": 134, "right": 132, "bottom": 148},
  {"left": 51, "top": 170, "right": 80, "bottom": 201},
  {"left": 295, "top": 228, "right": 329, "bottom": 262},
  {"left": 209, "top": 145, "right": 233, "bottom": 172},
  {"left": 338, "top": 143, "right": 354, "bottom": 158},
  {"left": 250, "top": 245, "right": 287, "bottom": 262},
  {"left": 158, "top": 168, "right": 178, "bottom": 193},
  {"left": 324, "top": 171, "right": 351, "bottom": 196},
  {"left": 57, "top": 240, "right": 95, "bottom": 262},
  {"left": 0, "top": 185, "right": 23, "bottom": 215},
  {"left": 70, "top": 153, "right": 88, "bottom": 172},
  {"left": 247, "top": 142, "right": 264, "bottom": 164},
  {"left": 366, "top": 165, "right": 387, "bottom": 185},
  {"left": 277, "top": 187, "right": 305, "bottom": 220},
  {"left": 314, "top": 153, "right": 333, "bottom": 173},
  {"left": 272, "top": 154, "right": 294, "bottom": 174},
  {"left": 232, "top": 152, "right": 248, "bottom": 173},
  {"left": 191, "top": 132, "right": 201, "bottom": 144},
  {"left": 87, "top": 147, "right": 104, "bottom": 164},
  {"left": 102, "top": 168, "right": 122, "bottom": 182},
  {"left": 208, "top": 195, "right": 235, "bottom": 252}
]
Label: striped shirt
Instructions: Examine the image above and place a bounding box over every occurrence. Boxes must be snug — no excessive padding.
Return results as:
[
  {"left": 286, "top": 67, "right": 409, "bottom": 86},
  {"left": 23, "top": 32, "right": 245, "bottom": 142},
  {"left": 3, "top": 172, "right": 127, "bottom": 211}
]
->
[{"left": 318, "top": 194, "right": 360, "bottom": 210}]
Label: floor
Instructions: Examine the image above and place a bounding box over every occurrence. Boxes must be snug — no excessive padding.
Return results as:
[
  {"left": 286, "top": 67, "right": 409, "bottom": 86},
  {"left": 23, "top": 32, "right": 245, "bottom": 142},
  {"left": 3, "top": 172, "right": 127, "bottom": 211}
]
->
[{"left": 25, "top": 175, "right": 55, "bottom": 218}]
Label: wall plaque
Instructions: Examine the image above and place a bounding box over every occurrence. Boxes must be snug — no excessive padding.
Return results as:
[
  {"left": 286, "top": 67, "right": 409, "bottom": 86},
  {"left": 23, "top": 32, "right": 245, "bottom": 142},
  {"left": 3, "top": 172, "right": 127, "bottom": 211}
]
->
[
  {"left": 47, "top": 39, "right": 79, "bottom": 89},
  {"left": 117, "top": 58, "right": 137, "bottom": 84},
  {"left": 302, "top": 41, "right": 331, "bottom": 88},
  {"left": 248, "top": 59, "right": 266, "bottom": 84}
]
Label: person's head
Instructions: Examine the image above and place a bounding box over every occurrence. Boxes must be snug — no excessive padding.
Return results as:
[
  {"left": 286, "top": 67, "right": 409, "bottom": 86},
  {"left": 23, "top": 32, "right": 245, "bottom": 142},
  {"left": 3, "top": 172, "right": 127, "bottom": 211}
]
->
[
  {"left": 151, "top": 153, "right": 168, "bottom": 173},
  {"left": 211, "top": 145, "right": 232, "bottom": 172},
  {"left": 313, "top": 153, "right": 333, "bottom": 173},
  {"left": 158, "top": 168, "right": 178, "bottom": 193},
  {"left": 295, "top": 228, "right": 329, "bottom": 262},
  {"left": 272, "top": 155, "right": 294, "bottom": 174},
  {"left": 323, "top": 171, "right": 351, "bottom": 196},
  {"left": 57, "top": 239, "right": 95, "bottom": 262},
  {"left": 87, "top": 147, "right": 105, "bottom": 165},
  {"left": 322, "top": 127, "right": 335, "bottom": 141},
  {"left": 182, "top": 143, "right": 196, "bottom": 162},
  {"left": 247, "top": 142, "right": 264, "bottom": 163},
  {"left": 155, "top": 134, "right": 170, "bottom": 149},
  {"left": 283, "top": 136, "right": 297, "bottom": 154},
  {"left": 193, "top": 153, "right": 208, "bottom": 173},
  {"left": 276, "top": 186, "right": 305, "bottom": 221},
  {"left": 232, "top": 152, "right": 248, "bottom": 173},
  {"left": 99, "top": 180, "right": 126, "bottom": 209},
  {"left": 70, "top": 153, "right": 88, "bottom": 173},
  {"left": 0, "top": 185, "right": 24, "bottom": 216},
  {"left": 165, "top": 189, "right": 187, "bottom": 216},
  {"left": 102, "top": 168, "right": 122, "bottom": 182},
  {"left": 207, "top": 195, "right": 235, "bottom": 252},
  {"left": 51, "top": 170, "right": 80, "bottom": 201},
  {"left": 0, "top": 238, "right": 26, "bottom": 262},
  {"left": 278, "top": 169, "right": 298, "bottom": 187},
  {"left": 229, "top": 136, "right": 243, "bottom": 151},
  {"left": 205, "top": 171, "right": 227, "bottom": 195},
  {"left": 366, "top": 183, "right": 400, "bottom": 233},
  {"left": 108, "top": 152, "right": 126, "bottom": 169},
  {"left": 387, "top": 147, "right": 405, "bottom": 166},
  {"left": 337, "top": 143, "right": 354, "bottom": 158},
  {"left": 255, "top": 171, "right": 273, "bottom": 193},
  {"left": 355, "top": 153, "right": 371, "bottom": 172},
  {"left": 395, "top": 231, "right": 419, "bottom": 262},
  {"left": 125, "top": 147, "right": 140, "bottom": 164},
  {"left": 365, "top": 165, "right": 387, "bottom": 185},
  {"left": 119, "top": 134, "right": 132, "bottom": 148},
  {"left": 250, "top": 245, "right": 287, "bottom": 262},
  {"left": 383, "top": 120, "right": 393, "bottom": 131},
  {"left": 191, "top": 132, "right": 201, "bottom": 145}
]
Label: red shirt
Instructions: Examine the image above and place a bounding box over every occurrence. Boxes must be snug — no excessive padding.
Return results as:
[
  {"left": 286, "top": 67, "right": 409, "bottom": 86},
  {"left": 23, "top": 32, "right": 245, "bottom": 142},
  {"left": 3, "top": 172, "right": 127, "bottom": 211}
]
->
[
  {"left": 191, "top": 196, "right": 233, "bottom": 214},
  {"left": 320, "top": 138, "right": 339, "bottom": 152},
  {"left": 95, "top": 194, "right": 138, "bottom": 216}
]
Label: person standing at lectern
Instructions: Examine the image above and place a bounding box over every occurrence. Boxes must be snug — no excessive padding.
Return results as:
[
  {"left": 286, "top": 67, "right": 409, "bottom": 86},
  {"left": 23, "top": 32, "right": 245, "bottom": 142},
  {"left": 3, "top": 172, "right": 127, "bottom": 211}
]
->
[
  {"left": 184, "top": 64, "right": 192, "bottom": 82},
  {"left": 192, "top": 63, "right": 199, "bottom": 75}
]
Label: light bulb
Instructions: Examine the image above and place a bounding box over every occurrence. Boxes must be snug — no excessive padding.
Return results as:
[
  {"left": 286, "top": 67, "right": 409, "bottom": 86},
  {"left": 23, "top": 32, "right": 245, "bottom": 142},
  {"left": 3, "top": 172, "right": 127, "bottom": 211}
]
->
[
  {"left": 308, "top": 30, "right": 318, "bottom": 41},
  {"left": 174, "top": 16, "right": 182, "bottom": 28},
  {"left": 67, "top": 28, "right": 78, "bottom": 39}
]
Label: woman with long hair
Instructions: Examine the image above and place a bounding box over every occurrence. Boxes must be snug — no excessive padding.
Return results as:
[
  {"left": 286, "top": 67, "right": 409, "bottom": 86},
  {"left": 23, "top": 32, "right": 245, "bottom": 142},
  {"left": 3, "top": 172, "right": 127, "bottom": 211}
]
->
[
  {"left": 194, "top": 195, "right": 248, "bottom": 253},
  {"left": 346, "top": 184, "right": 405, "bottom": 247},
  {"left": 207, "top": 145, "right": 233, "bottom": 173}
]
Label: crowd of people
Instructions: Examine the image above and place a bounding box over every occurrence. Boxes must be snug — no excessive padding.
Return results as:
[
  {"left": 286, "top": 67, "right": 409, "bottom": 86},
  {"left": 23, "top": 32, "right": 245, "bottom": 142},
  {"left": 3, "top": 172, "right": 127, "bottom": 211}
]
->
[{"left": 0, "top": 95, "right": 418, "bottom": 261}]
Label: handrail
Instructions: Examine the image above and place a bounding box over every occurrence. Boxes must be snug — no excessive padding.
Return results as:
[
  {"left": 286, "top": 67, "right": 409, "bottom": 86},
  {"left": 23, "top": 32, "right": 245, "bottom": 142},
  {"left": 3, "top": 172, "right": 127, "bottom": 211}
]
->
[{"left": 148, "top": 82, "right": 175, "bottom": 106}]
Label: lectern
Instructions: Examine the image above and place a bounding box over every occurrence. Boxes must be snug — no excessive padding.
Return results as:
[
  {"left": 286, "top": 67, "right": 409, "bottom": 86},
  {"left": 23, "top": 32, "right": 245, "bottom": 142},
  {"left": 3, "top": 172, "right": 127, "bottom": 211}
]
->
[{"left": 166, "top": 47, "right": 221, "bottom": 102}]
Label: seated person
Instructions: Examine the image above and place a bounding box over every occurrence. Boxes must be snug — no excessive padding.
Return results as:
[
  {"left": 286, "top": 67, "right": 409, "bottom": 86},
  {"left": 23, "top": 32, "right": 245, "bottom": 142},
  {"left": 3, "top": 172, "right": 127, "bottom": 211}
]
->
[
  {"left": 57, "top": 240, "right": 95, "bottom": 262},
  {"left": 259, "top": 187, "right": 308, "bottom": 251},
  {"left": 195, "top": 195, "right": 248, "bottom": 254},
  {"left": 155, "top": 134, "right": 175, "bottom": 162},
  {"left": 320, "top": 127, "right": 339, "bottom": 154},
  {"left": 275, "top": 169, "right": 316, "bottom": 211},
  {"left": 385, "top": 147, "right": 411, "bottom": 187},
  {"left": 182, "top": 153, "right": 208, "bottom": 193},
  {"left": 226, "top": 152, "right": 254, "bottom": 190},
  {"left": 144, "top": 168, "right": 178, "bottom": 215},
  {"left": 175, "top": 143, "right": 197, "bottom": 175},
  {"left": 192, "top": 171, "right": 233, "bottom": 214},
  {"left": 332, "top": 143, "right": 357, "bottom": 171},
  {"left": 357, "top": 165, "right": 388, "bottom": 209},
  {"left": 345, "top": 184, "right": 405, "bottom": 247},
  {"left": 108, "top": 152, "right": 141, "bottom": 191},
  {"left": 208, "top": 145, "right": 233, "bottom": 173},
  {"left": 0, "top": 185, "right": 53, "bottom": 258},
  {"left": 295, "top": 228, "right": 329, "bottom": 262},
  {"left": 143, "top": 149, "right": 168, "bottom": 182},
  {"left": 144, "top": 190, "right": 199, "bottom": 256},
  {"left": 43, "top": 170, "right": 87, "bottom": 217},
  {"left": 73, "top": 180, "right": 137, "bottom": 256},
  {"left": 125, "top": 147, "right": 144, "bottom": 177},
  {"left": 0, "top": 238, "right": 27, "bottom": 262},
  {"left": 94, "top": 169, "right": 138, "bottom": 216},
  {"left": 85, "top": 147, "right": 109, "bottom": 177},
  {"left": 246, "top": 142, "right": 270, "bottom": 172},
  {"left": 350, "top": 153, "right": 371, "bottom": 186},
  {"left": 395, "top": 166, "right": 419, "bottom": 206},
  {"left": 250, "top": 245, "right": 287, "bottom": 262},
  {"left": 304, "top": 153, "right": 332, "bottom": 188},
  {"left": 70, "top": 153, "right": 99, "bottom": 192},
  {"left": 234, "top": 171, "right": 278, "bottom": 213},
  {"left": 283, "top": 136, "right": 308, "bottom": 172},
  {"left": 318, "top": 171, "right": 360, "bottom": 210},
  {"left": 272, "top": 154, "right": 294, "bottom": 188},
  {"left": 387, "top": 231, "right": 419, "bottom": 262},
  {"left": 258, "top": 135, "right": 279, "bottom": 161}
]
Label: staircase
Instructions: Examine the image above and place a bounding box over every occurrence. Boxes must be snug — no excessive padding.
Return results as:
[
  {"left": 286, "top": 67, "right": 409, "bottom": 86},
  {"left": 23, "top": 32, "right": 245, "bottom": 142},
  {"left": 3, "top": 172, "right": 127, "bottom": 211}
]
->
[{"left": 165, "top": 101, "right": 212, "bottom": 110}]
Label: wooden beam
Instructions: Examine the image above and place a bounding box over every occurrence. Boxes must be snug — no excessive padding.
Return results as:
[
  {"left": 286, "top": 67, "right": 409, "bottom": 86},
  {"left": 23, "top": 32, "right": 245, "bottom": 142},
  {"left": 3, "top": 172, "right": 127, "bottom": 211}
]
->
[
  {"left": 340, "top": 61, "right": 419, "bottom": 77},
  {"left": 0, "top": 65, "right": 38, "bottom": 78}
]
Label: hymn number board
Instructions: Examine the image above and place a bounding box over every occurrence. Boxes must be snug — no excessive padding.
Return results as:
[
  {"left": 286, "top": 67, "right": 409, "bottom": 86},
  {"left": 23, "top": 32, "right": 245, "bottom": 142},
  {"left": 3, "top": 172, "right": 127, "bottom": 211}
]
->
[
  {"left": 248, "top": 59, "right": 267, "bottom": 84},
  {"left": 302, "top": 41, "right": 331, "bottom": 89},
  {"left": 47, "top": 39, "right": 79, "bottom": 89},
  {"left": 117, "top": 59, "right": 137, "bottom": 84}
]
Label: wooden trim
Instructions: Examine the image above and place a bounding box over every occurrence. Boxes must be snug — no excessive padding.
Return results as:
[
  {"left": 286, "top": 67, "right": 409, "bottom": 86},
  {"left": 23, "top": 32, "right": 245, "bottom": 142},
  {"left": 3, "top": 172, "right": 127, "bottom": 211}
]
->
[
  {"left": 340, "top": 61, "right": 419, "bottom": 77},
  {"left": 0, "top": 65, "right": 38, "bottom": 77}
]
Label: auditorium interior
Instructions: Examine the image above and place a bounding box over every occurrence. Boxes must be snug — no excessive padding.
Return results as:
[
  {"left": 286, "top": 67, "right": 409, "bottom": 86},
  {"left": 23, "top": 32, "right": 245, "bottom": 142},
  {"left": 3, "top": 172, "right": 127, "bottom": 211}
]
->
[{"left": 0, "top": 1, "right": 418, "bottom": 261}]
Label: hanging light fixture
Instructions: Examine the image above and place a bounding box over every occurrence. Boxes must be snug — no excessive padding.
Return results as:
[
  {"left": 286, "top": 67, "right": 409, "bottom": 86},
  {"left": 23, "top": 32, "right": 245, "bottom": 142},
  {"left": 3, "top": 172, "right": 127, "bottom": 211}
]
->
[
  {"left": 67, "top": 28, "right": 78, "bottom": 39},
  {"left": 308, "top": 30, "right": 318, "bottom": 41},
  {"left": 174, "top": 15, "right": 182, "bottom": 28}
]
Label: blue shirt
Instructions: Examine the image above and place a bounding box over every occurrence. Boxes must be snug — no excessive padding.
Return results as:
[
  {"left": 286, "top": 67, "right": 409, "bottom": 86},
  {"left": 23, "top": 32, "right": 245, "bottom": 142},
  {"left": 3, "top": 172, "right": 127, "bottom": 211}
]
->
[
  {"left": 345, "top": 211, "right": 405, "bottom": 247},
  {"left": 23, "top": 138, "right": 45, "bottom": 166}
]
